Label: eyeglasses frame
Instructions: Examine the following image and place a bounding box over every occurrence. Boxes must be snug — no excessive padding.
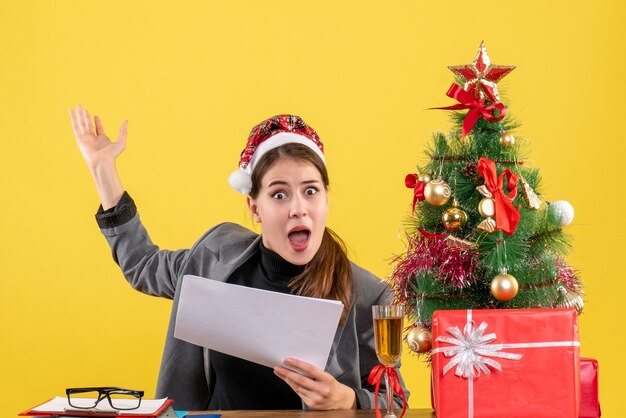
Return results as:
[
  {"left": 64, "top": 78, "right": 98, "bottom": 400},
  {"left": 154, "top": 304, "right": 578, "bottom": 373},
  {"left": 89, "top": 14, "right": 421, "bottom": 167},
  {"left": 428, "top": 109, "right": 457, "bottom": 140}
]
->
[{"left": 65, "top": 387, "right": 144, "bottom": 411}]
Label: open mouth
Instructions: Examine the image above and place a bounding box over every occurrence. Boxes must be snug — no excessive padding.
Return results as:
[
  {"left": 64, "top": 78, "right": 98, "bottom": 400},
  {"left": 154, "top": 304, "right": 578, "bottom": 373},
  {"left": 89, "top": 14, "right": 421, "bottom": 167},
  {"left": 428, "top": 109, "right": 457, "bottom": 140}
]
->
[{"left": 288, "top": 227, "right": 311, "bottom": 251}]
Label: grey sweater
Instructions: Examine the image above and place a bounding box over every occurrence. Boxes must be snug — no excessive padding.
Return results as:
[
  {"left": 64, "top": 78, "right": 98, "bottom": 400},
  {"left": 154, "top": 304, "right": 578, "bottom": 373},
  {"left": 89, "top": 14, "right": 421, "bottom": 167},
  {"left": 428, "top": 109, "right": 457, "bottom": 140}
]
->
[{"left": 97, "top": 193, "right": 409, "bottom": 411}]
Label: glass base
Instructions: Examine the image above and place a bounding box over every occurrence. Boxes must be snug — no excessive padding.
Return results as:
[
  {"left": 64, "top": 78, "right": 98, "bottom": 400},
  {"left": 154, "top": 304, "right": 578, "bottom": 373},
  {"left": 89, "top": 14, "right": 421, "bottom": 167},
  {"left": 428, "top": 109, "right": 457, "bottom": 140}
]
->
[{"left": 384, "top": 366, "right": 397, "bottom": 418}]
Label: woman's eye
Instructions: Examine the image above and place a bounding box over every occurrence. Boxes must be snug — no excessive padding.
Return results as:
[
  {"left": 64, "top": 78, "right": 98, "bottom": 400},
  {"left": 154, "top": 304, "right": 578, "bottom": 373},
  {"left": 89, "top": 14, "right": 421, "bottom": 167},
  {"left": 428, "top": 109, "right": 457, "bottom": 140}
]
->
[
  {"left": 272, "top": 191, "right": 287, "bottom": 200},
  {"left": 304, "top": 187, "right": 318, "bottom": 196}
]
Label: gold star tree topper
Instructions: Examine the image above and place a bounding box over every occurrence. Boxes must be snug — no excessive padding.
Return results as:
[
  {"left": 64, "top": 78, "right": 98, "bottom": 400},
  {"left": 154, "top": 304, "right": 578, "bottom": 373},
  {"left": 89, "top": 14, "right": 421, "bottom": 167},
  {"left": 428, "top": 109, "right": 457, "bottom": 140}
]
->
[{"left": 448, "top": 41, "right": 515, "bottom": 103}]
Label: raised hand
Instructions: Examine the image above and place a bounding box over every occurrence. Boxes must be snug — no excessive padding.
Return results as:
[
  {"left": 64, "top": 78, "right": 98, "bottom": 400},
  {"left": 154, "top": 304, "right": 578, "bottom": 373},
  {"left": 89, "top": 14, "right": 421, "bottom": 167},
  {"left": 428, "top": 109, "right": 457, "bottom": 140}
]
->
[
  {"left": 69, "top": 104, "right": 127, "bottom": 209},
  {"left": 69, "top": 104, "right": 128, "bottom": 170},
  {"left": 274, "top": 358, "right": 356, "bottom": 410}
]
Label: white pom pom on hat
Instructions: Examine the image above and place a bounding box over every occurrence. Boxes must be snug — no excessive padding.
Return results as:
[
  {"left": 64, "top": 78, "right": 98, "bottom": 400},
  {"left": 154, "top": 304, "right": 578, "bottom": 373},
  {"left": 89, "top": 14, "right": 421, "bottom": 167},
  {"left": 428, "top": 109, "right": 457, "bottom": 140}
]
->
[
  {"left": 228, "top": 168, "right": 253, "bottom": 195},
  {"left": 228, "top": 115, "right": 325, "bottom": 195}
]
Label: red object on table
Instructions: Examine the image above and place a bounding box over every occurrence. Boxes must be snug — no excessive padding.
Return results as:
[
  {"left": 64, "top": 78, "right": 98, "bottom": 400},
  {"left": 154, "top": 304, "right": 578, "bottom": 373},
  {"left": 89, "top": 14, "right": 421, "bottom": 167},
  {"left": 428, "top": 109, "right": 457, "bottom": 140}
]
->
[
  {"left": 430, "top": 357, "right": 601, "bottom": 417},
  {"left": 579, "top": 357, "right": 601, "bottom": 417},
  {"left": 431, "top": 308, "right": 580, "bottom": 418}
]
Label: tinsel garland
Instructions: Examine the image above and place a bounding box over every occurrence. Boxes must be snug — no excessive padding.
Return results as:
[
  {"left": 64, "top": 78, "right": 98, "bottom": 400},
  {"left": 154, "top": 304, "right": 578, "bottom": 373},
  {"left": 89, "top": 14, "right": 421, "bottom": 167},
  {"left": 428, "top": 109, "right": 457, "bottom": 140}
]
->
[
  {"left": 391, "top": 230, "right": 479, "bottom": 308},
  {"left": 555, "top": 259, "right": 582, "bottom": 291}
]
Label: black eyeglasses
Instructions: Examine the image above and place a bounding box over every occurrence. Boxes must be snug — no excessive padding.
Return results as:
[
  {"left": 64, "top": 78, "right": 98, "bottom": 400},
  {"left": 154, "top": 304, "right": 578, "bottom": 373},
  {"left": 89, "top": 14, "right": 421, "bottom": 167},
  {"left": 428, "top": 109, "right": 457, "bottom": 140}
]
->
[{"left": 66, "top": 387, "right": 144, "bottom": 411}]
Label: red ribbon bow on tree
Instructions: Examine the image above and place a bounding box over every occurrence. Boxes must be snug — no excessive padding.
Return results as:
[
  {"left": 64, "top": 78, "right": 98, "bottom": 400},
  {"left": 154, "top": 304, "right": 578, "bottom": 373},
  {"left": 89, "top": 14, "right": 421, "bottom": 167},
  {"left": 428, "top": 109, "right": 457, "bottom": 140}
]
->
[
  {"left": 477, "top": 157, "right": 520, "bottom": 235},
  {"left": 368, "top": 364, "right": 407, "bottom": 418},
  {"left": 405, "top": 174, "right": 426, "bottom": 213},
  {"left": 432, "top": 84, "right": 506, "bottom": 142}
]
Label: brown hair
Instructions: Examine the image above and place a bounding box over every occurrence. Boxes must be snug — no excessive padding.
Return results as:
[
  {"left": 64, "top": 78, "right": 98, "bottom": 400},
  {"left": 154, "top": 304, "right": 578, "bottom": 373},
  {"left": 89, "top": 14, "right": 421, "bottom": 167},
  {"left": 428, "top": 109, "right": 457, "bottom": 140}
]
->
[{"left": 249, "top": 143, "right": 352, "bottom": 324}]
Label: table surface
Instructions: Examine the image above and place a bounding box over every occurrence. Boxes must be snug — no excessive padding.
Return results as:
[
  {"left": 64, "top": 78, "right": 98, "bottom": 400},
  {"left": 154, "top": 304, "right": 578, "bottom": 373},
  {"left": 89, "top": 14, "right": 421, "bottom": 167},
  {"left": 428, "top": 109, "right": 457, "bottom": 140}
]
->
[{"left": 186, "top": 410, "right": 434, "bottom": 417}]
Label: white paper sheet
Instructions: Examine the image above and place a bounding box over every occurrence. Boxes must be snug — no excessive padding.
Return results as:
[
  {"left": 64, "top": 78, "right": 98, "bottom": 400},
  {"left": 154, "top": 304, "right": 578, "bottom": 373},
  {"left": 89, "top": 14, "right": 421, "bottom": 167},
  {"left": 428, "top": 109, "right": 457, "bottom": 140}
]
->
[
  {"left": 31, "top": 396, "right": 168, "bottom": 415},
  {"left": 174, "top": 274, "right": 344, "bottom": 371}
]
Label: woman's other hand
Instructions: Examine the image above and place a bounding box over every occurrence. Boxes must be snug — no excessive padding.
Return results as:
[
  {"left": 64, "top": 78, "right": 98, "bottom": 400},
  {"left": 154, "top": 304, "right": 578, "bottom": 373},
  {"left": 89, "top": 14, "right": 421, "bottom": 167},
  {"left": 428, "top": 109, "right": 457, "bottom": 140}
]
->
[
  {"left": 69, "top": 104, "right": 127, "bottom": 209},
  {"left": 274, "top": 358, "right": 356, "bottom": 410},
  {"left": 69, "top": 104, "right": 128, "bottom": 170}
]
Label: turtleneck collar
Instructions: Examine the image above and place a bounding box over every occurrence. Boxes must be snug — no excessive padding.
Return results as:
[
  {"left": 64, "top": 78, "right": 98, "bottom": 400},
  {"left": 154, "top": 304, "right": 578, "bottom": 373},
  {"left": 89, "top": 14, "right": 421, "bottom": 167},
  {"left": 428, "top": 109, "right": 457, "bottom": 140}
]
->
[{"left": 260, "top": 241, "right": 306, "bottom": 282}]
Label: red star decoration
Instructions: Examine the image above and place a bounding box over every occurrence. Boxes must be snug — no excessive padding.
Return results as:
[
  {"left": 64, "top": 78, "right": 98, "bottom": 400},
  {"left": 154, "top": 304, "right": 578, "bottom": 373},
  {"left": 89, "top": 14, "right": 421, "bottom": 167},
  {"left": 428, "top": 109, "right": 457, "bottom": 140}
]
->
[{"left": 448, "top": 41, "right": 515, "bottom": 103}]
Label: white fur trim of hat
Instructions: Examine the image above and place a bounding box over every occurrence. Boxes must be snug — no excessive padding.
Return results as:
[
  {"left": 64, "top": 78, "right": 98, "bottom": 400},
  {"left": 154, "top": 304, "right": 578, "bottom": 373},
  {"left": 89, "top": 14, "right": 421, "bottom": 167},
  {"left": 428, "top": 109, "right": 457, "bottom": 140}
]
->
[{"left": 228, "top": 132, "right": 326, "bottom": 195}]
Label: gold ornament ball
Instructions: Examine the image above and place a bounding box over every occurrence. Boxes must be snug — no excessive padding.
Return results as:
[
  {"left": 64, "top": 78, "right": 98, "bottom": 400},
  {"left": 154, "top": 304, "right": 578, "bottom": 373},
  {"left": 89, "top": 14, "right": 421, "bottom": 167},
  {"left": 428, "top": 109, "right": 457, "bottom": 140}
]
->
[
  {"left": 478, "top": 197, "right": 496, "bottom": 218},
  {"left": 490, "top": 273, "right": 519, "bottom": 301},
  {"left": 499, "top": 132, "right": 515, "bottom": 147},
  {"left": 418, "top": 173, "right": 432, "bottom": 183},
  {"left": 406, "top": 326, "right": 432, "bottom": 354},
  {"left": 442, "top": 206, "right": 469, "bottom": 231},
  {"left": 424, "top": 179, "right": 451, "bottom": 206}
]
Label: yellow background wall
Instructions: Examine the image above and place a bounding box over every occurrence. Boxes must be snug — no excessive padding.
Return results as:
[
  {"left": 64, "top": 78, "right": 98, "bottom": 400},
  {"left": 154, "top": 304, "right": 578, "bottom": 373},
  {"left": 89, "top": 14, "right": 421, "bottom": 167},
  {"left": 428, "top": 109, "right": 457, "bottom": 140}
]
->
[{"left": 1, "top": 1, "right": 624, "bottom": 416}]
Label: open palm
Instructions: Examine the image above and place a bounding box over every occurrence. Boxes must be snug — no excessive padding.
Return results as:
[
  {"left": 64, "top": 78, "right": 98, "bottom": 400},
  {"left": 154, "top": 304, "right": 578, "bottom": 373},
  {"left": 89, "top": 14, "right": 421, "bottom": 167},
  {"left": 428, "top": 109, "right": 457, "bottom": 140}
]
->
[{"left": 69, "top": 104, "right": 128, "bottom": 169}]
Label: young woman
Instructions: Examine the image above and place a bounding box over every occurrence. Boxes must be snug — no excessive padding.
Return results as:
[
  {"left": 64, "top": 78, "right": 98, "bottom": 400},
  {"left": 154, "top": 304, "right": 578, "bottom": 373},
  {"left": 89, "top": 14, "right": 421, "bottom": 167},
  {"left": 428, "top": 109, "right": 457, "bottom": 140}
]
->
[{"left": 69, "top": 105, "right": 409, "bottom": 411}]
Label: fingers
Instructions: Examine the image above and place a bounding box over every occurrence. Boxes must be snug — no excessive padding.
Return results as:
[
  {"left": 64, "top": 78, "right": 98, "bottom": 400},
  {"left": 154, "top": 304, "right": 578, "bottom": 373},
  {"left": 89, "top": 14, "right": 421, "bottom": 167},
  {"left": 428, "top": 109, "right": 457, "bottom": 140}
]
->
[
  {"left": 274, "top": 366, "right": 319, "bottom": 399},
  {"left": 71, "top": 104, "right": 127, "bottom": 136},
  {"left": 94, "top": 115, "right": 106, "bottom": 136},
  {"left": 275, "top": 367, "right": 310, "bottom": 388},
  {"left": 72, "top": 104, "right": 89, "bottom": 136},
  {"left": 274, "top": 360, "right": 329, "bottom": 392},
  {"left": 274, "top": 359, "right": 354, "bottom": 410},
  {"left": 117, "top": 120, "right": 128, "bottom": 146},
  {"left": 283, "top": 358, "right": 327, "bottom": 380},
  {"left": 83, "top": 108, "right": 95, "bottom": 135},
  {"left": 73, "top": 103, "right": 95, "bottom": 136},
  {"left": 72, "top": 105, "right": 86, "bottom": 135},
  {"left": 275, "top": 365, "right": 344, "bottom": 410},
  {"left": 69, "top": 107, "right": 81, "bottom": 138},
  {"left": 79, "top": 104, "right": 88, "bottom": 133}
]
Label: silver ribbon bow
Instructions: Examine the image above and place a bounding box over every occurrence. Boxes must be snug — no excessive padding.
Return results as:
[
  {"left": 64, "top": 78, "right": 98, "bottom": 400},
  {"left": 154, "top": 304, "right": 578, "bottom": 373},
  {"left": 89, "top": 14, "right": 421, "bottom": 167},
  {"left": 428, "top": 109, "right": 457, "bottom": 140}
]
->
[{"left": 435, "top": 320, "right": 523, "bottom": 379}]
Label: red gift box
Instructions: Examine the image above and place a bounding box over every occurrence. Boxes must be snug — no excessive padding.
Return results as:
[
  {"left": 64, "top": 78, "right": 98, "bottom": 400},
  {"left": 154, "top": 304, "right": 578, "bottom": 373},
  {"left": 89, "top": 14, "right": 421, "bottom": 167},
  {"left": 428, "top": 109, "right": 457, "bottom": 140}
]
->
[
  {"left": 430, "top": 357, "right": 600, "bottom": 417},
  {"left": 432, "top": 308, "right": 580, "bottom": 418},
  {"left": 580, "top": 357, "right": 601, "bottom": 417}
]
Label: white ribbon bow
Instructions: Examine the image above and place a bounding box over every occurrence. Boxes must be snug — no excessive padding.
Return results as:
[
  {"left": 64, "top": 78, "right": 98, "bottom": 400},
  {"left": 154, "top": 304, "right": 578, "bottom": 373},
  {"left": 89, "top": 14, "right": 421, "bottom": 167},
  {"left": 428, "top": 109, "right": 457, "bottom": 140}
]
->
[{"left": 435, "top": 320, "right": 523, "bottom": 379}]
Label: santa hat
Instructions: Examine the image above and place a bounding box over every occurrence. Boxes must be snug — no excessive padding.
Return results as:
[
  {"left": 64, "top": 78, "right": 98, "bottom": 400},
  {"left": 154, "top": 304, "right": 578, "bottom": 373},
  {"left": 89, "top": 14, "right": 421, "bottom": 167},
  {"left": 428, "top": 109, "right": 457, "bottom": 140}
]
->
[{"left": 228, "top": 115, "right": 325, "bottom": 194}]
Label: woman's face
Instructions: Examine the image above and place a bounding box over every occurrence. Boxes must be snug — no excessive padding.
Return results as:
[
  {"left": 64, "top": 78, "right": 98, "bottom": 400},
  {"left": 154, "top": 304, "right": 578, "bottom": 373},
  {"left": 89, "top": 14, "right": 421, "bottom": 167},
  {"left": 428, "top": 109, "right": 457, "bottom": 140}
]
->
[{"left": 247, "top": 157, "right": 328, "bottom": 265}]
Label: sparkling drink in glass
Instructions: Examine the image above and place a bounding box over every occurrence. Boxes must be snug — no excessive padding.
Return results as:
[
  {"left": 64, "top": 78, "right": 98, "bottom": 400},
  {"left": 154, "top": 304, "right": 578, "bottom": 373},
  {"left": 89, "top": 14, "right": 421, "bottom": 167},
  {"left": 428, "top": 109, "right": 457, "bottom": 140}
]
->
[{"left": 372, "top": 305, "right": 404, "bottom": 417}]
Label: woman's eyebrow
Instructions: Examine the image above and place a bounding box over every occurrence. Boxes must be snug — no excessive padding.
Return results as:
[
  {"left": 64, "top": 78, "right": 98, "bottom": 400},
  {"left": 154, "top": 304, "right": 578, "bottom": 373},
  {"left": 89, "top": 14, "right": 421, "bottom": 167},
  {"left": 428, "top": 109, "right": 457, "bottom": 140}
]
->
[
  {"left": 267, "top": 179, "right": 321, "bottom": 188},
  {"left": 267, "top": 180, "right": 289, "bottom": 188}
]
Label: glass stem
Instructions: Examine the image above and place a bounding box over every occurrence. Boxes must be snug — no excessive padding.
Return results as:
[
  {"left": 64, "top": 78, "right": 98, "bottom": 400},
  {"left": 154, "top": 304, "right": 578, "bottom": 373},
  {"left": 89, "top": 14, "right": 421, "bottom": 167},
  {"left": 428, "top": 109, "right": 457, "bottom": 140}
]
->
[{"left": 385, "top": 367, "right": 395, "bottom": 417}]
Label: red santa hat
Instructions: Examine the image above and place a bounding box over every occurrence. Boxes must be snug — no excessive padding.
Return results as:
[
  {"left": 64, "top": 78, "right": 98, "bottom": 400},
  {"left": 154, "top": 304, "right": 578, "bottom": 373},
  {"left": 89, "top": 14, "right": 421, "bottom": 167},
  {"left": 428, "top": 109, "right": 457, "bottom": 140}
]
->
[{"left": 228, "top": 114, "right": 325, "bottom": 194}]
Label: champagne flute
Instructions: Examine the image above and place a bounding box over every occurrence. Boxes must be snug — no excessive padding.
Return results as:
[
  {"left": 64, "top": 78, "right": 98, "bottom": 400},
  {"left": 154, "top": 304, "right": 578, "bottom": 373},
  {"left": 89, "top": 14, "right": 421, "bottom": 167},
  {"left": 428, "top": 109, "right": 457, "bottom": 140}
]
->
[{"left": 372, "top": 305, "right": 404, "bottom": 418}]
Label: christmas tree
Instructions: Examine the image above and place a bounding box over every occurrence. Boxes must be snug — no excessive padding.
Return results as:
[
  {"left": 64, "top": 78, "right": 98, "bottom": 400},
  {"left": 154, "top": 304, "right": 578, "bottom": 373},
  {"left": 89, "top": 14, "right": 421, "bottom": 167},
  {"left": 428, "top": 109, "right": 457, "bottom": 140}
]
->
[{"left": 391, "top": 42, "right": 583, "bottom": 356}]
